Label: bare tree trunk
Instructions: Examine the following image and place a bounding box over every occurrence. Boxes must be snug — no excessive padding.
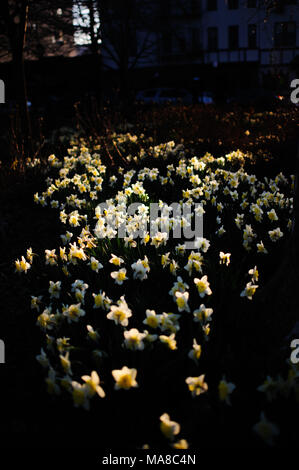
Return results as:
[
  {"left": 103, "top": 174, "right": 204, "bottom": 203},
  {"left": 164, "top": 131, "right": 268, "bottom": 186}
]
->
[
  {"left": 12, "top": 45, "right": 32, "bottom": 156},
  {"left": 3, "top": 0, "right": 32, "bottom": 156}
]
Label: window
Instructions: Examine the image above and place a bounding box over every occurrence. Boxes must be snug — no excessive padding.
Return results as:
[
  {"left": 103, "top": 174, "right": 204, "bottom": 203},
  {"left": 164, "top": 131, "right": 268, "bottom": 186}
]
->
[
  {"left": 228, "top": 25, "right": 239, "bottom": 49},
  {"left": 227, "top": 0, "right": 238, "bottom": 9},
  {"left": 247, "top": 0, "right": 257, "bottom": 7},
  {"left": 207, "top": 0, "right": 217, "bottom": 10},
  {"left": 160, "top": 1, "right": 170, "bottom": 16},
  {"left": 173, "top": 0, "right": 201, "bottom": 16},
  {"left": 192, "top": 28, "right": 201, "bottom": 52},
  {"left": 128, "top": 31, "right": 137, "bottom": 56},
  {"left": 191, "top": 0, "right": 201, "bottom": 14},
  {"left": 274, "top": 22, "right": 296, "bottom": 47},
  {"left": 173, "top": 30, "right": 187, "bottom": 54},
  {"left": 127, "top": 0, "right": 136, "bottom": 10},
  {"left": 207, "top": 27, "right": 218, "bottom": 50},
  {"left": 272, "top": 0, "right": 297, "bottom": 13},
  {"left": 161, "top": 32, "right": 172, "bottom": 55},
  {"left": 248, "top": 24, "right": 257, "bottom": 48}
]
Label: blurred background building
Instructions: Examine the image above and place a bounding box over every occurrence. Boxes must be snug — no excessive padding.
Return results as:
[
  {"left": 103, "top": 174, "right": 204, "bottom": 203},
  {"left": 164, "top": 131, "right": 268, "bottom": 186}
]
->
[
  {"left": 101, "top": 0, "right": 299, "bottom": 95},
  {"left": 0, "top": 0, "right": 298, "bottom": 107}
]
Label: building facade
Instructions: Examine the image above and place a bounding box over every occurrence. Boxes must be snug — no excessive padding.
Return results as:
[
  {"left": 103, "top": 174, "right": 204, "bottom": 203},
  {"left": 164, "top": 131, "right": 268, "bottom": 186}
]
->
[{"left": 101, "top": 0, "right": 299, "bottom": 90}]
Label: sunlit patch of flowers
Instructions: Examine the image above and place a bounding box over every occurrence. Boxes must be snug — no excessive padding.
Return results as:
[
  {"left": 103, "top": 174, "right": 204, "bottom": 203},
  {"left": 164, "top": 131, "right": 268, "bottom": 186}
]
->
[{"left": 15, "top": 134, "right": 296, "bottom": 447}]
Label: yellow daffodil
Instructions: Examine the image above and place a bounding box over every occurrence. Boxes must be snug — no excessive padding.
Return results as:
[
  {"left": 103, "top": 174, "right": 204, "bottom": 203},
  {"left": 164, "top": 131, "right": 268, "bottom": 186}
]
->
[
  {"left": 186, "top": 375, "right": 208, "bottom": 397},
  {"left": 123, "top": 328, "right": 146, "bottom": 350},
  {"left": 218, "top": 376, "right": 235, "bottom": 405},
  {"left": 159, "top": 333, "right": 177, "bottom": 350},
  {"left": 160, "top": 413, "right": 180, "bottom": 440},
  {"left": 111, "top": 268, "right": 127, "bottom": 285},
  {"left": 194, "top": 275, "right": 212, "bottom": 298},
  {"left": 107, "top": 297, "right": 132, "bottom": 326},
  {"left": 81, "top": 371, "right": 105, "bottom": 398},
  {"left": 112, "top": 366, "right": 138, "bottom": 390},
  {"left": 143, "top": 309, "right": 160, "bottom": 329},
  {"left": 188, "top": 338, "right": 202, "bottom": 363},
  {"left": 252, "top": 412, "right": 279, "bottom": 446},
  {"left": 175, "top": 291, "right": 190, "bottom": 313},
  {"left": 15, "top": 256, "right": 31, "bottom": 273},
  {"left": 240, "top": 282, "right": 258, "bottom": 300},
  {"left": 109, "top": 254, "right": 124, "bottom": 266}
]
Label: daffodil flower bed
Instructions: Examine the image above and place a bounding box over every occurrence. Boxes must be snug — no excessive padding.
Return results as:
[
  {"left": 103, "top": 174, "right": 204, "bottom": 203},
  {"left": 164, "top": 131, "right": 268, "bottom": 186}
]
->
[{"left": 16, "top": 136, "right": 298, "bottom": 447}]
